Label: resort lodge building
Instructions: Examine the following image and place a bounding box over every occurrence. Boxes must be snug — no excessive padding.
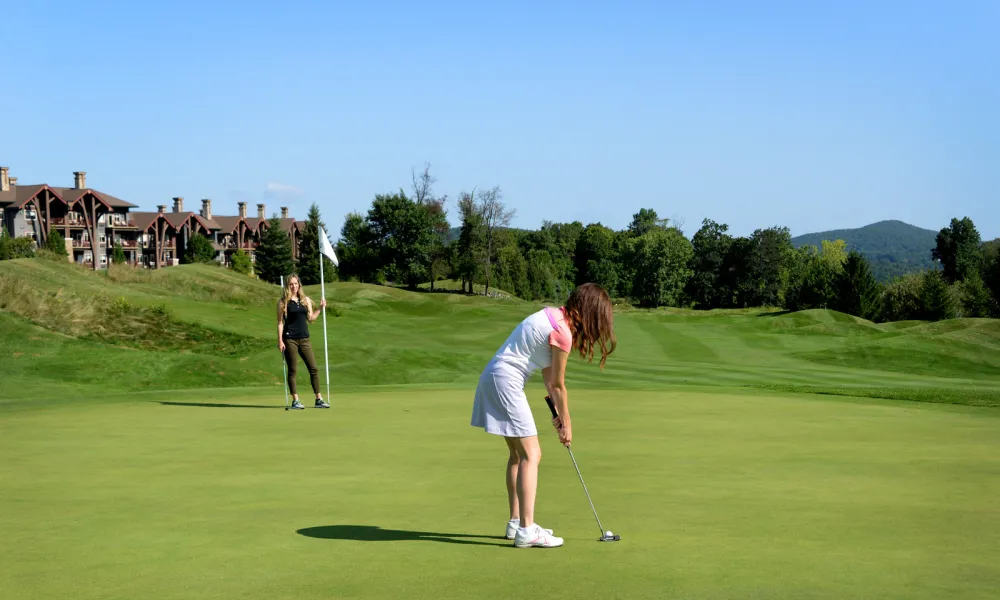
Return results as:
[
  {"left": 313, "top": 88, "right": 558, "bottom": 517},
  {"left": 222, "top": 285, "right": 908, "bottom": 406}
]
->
[{"left": 0, "top": 167, "right": 304, "bottom": 269}]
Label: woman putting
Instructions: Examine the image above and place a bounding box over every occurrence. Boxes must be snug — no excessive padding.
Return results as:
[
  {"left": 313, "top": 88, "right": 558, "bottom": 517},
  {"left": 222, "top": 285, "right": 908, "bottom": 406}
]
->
[
  {"left": 277, "top": 274, "right": 328, "bottom": 410},
  {"left": 471, "top": 282, "right": 616, "bottom": 548}
]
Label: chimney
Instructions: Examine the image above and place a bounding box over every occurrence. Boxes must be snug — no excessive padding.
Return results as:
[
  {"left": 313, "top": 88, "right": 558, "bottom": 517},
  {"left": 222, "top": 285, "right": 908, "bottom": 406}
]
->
[
  {"left": 9, "top": 177, "right": 17, "bottom": 187},
  {"left": 74, "top": 171, "right": 87, "bottom": 190},
  {"left": 257, "top": 203, "right": 265, "bottom": 219},
  {"left": 0, "top": 167, "right": 8, "bottom": 192},
  {"left": 201, "top": 199, "right": 212, "bottom": 220},
  {"left": 173, "top": 197, "right": 184, "bottom": 213},
  {"left": 238, "top": 202, "right": 247, "bottom": 218},
  {"left": 280, "top": 206, "right": 288, "bottom": 219},
  {"left": 157, "top": 205, "right": 166, "bottom": 214}
]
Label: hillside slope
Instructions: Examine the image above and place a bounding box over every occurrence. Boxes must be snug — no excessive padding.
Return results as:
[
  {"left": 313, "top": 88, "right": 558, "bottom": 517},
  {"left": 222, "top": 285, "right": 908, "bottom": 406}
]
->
[
  {"left": 1, "top": 259, "right": 998, "bottom": 408},
  {"left": 792, "top": 220, "right": 937, "bottom": 281}
]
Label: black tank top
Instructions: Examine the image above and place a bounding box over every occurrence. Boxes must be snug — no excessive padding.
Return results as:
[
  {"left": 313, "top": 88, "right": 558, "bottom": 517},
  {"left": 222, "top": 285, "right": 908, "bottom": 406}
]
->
[{"left": 283, "top": 299, "right": 310, "bottom": 339}]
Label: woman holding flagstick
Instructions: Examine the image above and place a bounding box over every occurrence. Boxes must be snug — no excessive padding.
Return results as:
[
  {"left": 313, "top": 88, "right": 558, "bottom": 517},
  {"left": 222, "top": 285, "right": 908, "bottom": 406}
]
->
[{"left": 277, "top": 274, "right": 329, "bottom": 409}]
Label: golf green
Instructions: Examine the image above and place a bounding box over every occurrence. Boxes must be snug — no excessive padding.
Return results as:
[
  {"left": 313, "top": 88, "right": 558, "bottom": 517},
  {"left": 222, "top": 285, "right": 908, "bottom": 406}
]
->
[
  {"left": 2, "top": 261, "right": 999, "bottom": 598},
  {"left": 2, "top": 387, "right": 998, "bottom": 599}
]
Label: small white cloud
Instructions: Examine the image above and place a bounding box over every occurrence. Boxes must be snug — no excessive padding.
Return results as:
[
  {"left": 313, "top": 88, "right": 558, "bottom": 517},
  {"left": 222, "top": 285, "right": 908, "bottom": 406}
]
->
[{"left": 266, "top": 182, "right": 303, "bottom": 195}]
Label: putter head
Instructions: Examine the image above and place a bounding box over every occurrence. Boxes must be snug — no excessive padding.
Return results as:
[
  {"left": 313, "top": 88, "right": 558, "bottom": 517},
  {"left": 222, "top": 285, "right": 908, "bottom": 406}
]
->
[{"left": 599, "top": 534, "right": 621, "bottom": 542}]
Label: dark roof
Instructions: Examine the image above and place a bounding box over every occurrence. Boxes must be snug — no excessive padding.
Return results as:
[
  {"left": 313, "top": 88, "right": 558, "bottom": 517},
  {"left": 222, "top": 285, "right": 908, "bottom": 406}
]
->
[
  {"left": 244, "top": 217, "right": 263, "bottom": 230},
  {"left": 130, "top": 212, "right": 164, "bottom": 232},
  {"left": 212, "top": 215, "right": 245, "bottom": 234},
  {"left": 190, "top": 213, "right": 219, "bottom": 231},
  {"left": 5, "top": 184, "right": 52, "bottom": 208},
  {"left": 50, "top": 187, "right": 137, "bottom": 209},
  {"left": 163, "top": 211, "right": 192, "bottom": 229},
  {"left": 0, "top": 188, "right": 13, "bottom": 205},
  {"left": 280, "top": 218, "right": 299, "bottom": 233}
]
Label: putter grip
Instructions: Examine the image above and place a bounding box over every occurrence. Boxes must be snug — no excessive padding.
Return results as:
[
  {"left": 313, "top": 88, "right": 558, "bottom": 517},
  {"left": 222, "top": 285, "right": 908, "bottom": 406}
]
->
[{"left": 544, "top": 395, "right": 559, "bottom": 419}]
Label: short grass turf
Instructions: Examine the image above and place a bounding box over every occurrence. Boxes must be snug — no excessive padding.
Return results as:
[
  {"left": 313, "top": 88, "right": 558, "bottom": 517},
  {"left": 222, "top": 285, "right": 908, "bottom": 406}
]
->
[
  {"left": 2, "top": 260, "right": 1000, "bottom": 598},
  {"left": 2, "top": 388, "right": 999, "bottom": 599}
]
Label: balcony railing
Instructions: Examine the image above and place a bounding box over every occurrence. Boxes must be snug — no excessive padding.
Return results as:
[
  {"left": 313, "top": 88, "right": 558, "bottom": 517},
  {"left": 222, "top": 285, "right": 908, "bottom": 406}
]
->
[{"left": 51, "top": 216, "right": 86, "bottom": 226}]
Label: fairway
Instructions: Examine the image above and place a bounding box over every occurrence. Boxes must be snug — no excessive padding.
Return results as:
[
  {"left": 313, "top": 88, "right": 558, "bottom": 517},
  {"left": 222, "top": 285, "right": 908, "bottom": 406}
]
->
[{"left": 2, "top": 262, "right": 1000, "bottom": 599}]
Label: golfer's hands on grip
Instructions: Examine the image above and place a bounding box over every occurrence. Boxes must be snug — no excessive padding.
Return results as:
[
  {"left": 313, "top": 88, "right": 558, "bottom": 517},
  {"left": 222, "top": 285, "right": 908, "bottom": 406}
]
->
[{"left": 552, "top": 417, "right": 572, "bottom": 447}]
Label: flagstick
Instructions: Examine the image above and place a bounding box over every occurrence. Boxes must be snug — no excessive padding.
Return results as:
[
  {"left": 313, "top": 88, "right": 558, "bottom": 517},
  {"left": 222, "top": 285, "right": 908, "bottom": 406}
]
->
[
  {"left": 320, "top": 247, "right": 331, "bottom": 405},
  {"left": 280, "top": 276, "right": 289, "bottom": 410}
]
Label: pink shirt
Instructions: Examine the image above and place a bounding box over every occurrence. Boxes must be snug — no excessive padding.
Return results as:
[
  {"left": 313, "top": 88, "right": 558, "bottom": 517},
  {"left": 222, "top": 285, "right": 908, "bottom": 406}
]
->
[{"left": 544, "top": 306, "right": 573, "bottom": 354}]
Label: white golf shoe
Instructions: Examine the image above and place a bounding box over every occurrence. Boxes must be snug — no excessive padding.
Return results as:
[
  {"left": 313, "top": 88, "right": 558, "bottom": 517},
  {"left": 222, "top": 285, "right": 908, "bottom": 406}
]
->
[
  {"left": 505, "top": 519, "right": 553, "bottom": 540},
  {"left": 513, "top": 523, "right": 564, "bottom": 548}
]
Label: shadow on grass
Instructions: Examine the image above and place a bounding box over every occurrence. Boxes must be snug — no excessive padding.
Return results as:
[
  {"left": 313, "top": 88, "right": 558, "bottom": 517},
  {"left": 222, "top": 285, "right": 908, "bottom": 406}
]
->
[
  {"left": 756, "top": 310, "right": 793, "bottom": 318},
  {"left": 159, "top": 401, "right": 276, "bottom": 409},
  {"left": 297, "top": 525, "right": 509, "bottom": 547}
]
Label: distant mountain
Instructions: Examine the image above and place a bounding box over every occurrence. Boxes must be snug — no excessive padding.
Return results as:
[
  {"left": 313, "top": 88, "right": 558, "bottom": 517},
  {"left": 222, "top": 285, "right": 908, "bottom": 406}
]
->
[{"left": 792, "top": 220, "right": 938, "bottom": 282}]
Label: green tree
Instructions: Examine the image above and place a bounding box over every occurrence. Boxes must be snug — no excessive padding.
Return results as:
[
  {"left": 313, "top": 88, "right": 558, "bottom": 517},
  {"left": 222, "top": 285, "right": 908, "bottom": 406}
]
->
[
  {"left": 298, "top": 203, "right": 338, "bottom": 285},
  {"left": 112, "top": 242, "right": 127, "bottom": 265},
  {"left": 492, "top": 232, "right": 528, "bottom": 298},
  {"left": 336, "top": 212, "right": 380, "bottom": 283},
  {"left": 366, "top": 191, "right": 441, "bottom": 289},
  {"left": 525, "top": 248, "right": 558, "bottom": 301},
  {"left": 686, "top": 219, "right": 733, "bottom": 309},
  {"left": 476, "top": 186, "right": 515, "bottom": 296},
  {"left": 834, "top": 250, "right": 881, "bottom": 320},
  {"left": 786, "top": 241, "right": 848, "bottom": 311},
  {"left": 719, "top": 236, "right": 754, "bottom": 307},
  {"left": 627, "top": 208, "right": 669, "bottom": 237},
  {"left": 184, "top": 233, "right": 216, "bottom": 264},
  {"left": 919, "top": 271, "right": 957, "bottom": 321},
  {"left": 880, "top": 273, "right": 924, "bottom": 322},
  {"left": 46, "top": 228, "right": 68, "bottom": 257},
  {"left": 984, "top": 248, "right": 1000, "bottom": 315},
  {"left": 254, "top": 215, "right": 295, "bottom": 284},
  {"left": 454, "top": 191, "right": 483, "bottom": 293},
  {"left": 626, "top": 227, "right": 693, "bottom": 307},
  {"left": 0, "top": 227, "right": 35, "bottom": 260},
  {"left": 230, "top": 249, "right": 253, "bottom": 275},
  {"left": 575, "top": 223, "right": 620, "bottom": 298},
  {"left": 956, "top": 273, "right": 996, "bottom": 318},
  {"left": 747, "top": 227, "right": 796, "bottom": 307},
  {"left": 932, "top": 217, "right": 982, "bottom": 283}
]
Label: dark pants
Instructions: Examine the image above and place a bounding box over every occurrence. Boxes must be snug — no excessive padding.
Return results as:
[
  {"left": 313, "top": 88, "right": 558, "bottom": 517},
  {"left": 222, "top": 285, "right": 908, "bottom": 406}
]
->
[{"left": 284, "top": 337, "right": 320, "bottom": 396}]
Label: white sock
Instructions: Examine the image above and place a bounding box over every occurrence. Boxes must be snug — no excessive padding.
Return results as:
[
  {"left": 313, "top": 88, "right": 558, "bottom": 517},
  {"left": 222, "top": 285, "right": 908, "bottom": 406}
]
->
[{"left": 509, "top": 518, "right": 519, "bottom": 524}]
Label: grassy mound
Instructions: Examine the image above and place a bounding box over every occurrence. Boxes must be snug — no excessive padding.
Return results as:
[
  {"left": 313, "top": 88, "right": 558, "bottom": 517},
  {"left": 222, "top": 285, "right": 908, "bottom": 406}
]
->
[{"left": 1, "top": 258, "right": 999, "bottom": 408}]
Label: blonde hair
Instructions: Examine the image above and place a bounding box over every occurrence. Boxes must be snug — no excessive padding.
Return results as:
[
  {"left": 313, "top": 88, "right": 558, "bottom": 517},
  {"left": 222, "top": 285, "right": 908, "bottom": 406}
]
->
[{"left": 278, "top": 274, "right": 312, "bottom": 318}]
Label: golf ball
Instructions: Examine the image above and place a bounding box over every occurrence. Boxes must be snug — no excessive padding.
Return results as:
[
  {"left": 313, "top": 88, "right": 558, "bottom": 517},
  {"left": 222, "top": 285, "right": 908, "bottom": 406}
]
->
[{"left": 605, "top": 531, "right": 613, "bottom": 537}]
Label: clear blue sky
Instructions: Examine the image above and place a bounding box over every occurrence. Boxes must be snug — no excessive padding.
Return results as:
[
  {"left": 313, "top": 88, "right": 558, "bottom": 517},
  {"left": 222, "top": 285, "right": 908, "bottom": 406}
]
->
[{"left": 3, "top": 0, "right": 997, "bottom": 239}]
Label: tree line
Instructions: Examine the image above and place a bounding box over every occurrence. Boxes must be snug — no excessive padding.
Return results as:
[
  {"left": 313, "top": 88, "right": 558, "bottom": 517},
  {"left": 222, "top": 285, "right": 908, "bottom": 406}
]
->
[{"left": 325, "top": 166, "right": 1000, "bottom": 322}]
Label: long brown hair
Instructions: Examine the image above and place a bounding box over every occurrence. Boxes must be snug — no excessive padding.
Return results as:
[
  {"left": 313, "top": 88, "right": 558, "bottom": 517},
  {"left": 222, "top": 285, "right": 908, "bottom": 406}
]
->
[
  {"left": 563, "top": 283, "right": 616, "bottom": 369},
  {"left": 278, "top": 274, "right": 312, "bottom": 318}
]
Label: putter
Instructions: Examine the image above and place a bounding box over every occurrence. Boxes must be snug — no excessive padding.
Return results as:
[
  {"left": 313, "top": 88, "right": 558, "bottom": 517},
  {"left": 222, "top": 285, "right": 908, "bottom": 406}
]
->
[
  {"left": 545, "top": 396, "right": 620, "bottom": 542},
  {"left": 281, "top": 347, "right": 290, "bottom": 410}
]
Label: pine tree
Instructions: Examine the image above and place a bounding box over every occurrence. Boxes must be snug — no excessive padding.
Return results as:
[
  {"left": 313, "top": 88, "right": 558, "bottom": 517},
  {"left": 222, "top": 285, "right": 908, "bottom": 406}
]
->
[
  {"left": 254, "top": 216, "right": 295, "bottom": 285},
  {"left": 835, "top": 250, "right": 881, "bottom": 319},
  {"left": 296, "top": 203, "right": 336, "bottom": 285}
]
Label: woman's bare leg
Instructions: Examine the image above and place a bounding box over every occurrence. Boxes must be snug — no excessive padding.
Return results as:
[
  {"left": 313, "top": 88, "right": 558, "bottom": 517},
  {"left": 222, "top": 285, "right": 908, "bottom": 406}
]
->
[
  {"left": 506, "top": 435, "right": 542, "bottom": 527},
  {"left": 504, "top": 438, "right": 520, "bottom": 521}
]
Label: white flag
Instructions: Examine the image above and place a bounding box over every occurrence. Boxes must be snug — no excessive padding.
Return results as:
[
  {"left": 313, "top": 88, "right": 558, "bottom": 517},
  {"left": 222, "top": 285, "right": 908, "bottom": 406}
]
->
[{"left": 319, "top": 226, "right": 339, "bottom": 267}]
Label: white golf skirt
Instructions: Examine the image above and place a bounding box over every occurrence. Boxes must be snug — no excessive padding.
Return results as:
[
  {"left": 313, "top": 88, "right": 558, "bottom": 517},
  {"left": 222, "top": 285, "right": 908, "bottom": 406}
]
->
[{"left": 470, "top": 365, "right": 537, "bottom": 438}]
